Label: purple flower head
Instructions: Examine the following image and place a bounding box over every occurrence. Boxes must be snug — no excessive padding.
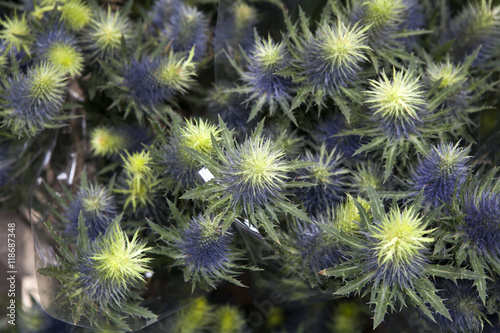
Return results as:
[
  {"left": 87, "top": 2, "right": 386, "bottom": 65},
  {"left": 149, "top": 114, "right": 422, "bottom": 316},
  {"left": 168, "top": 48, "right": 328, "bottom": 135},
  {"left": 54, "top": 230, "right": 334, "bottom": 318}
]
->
[{"left": 411, "top": 142, "right": 471, "bottom": 207}]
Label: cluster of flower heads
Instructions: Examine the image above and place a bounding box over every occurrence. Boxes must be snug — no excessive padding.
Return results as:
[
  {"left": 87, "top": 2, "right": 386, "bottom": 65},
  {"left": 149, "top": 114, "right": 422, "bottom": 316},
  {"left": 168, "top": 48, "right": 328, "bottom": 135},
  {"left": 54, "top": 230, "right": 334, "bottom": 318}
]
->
[{"left": 13, "top": 0, "right": 500, "bottom": 331}]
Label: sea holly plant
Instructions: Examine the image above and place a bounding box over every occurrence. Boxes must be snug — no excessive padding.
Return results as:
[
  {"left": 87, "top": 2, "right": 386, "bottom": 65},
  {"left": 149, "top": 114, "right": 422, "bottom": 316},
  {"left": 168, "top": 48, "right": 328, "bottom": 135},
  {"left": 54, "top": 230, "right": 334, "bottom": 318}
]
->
[
  {"left": 319, "top": 185, "right": 483, "bottom": 329},
  {"left": 181, "top": 118, "right": 312, "bottom": 242}
]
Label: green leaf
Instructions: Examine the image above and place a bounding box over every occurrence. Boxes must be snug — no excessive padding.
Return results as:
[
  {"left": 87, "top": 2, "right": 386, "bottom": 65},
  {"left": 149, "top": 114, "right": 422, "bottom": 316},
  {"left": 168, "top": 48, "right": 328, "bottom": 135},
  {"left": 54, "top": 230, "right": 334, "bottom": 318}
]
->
[
  {"left": 425, "top": 264, "right": 485, "bottom": 281},
  {"left": 331, "top": 94, "right": 350, "bottom": 123},
  {"left": 121, "top": 302, "right": 157, "bottom": 319},
  {"left": 365, "top": 183, "right": 384, "bottom": 221},
  {"left": 373, "top": 283, "right": 392, "bottom": 329},
  {"left": 76, "top": 212, "right": 90, "bottom": 251},
  {"left": 275, "top": 200, "right": 311, "bottom": 222},
  {"left": 37, "top": 267, "right": 65, "bottom": 278},
  {"left": 406, "top": 288, "right": 434, "bottom": 322},
  {"left": 417, "top": 280, "right": 451, "bottom": 321},
  {"left": 335, "top": 272, "right": 375, "bottom": 295},
  {"left": 320, "top": 263, "right": 361, "bottom": 278},
  {"left": 318, "top": 224, "right": 365, "bottom": 250},
  {"left": 469, "top": 251, "right": 487, "bottom": 304},
  {"left": 147, "top": 219, "right": 178, "bottom": 243}
]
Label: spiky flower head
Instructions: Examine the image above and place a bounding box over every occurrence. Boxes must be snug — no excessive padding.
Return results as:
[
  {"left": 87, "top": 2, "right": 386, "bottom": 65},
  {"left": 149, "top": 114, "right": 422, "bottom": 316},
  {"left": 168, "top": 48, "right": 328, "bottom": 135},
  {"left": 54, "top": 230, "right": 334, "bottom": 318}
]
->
[
  {"left": 365, "top": 68, "right": 426, "bottom": 138},
  {"left": 173, "top": 214, "right": 244, "bottom": 289},
  {"left": 90, "top": 127, "right": 127, "bottom": 157},
  {"left": 292, "top": 217, "right": 344, "bottom": 276},
  {"left": 350, "top": 0, "right": 423, "bottom": 48},
  {"left": 295, "top": 145, "right": 348, "bottom": 215},
  {"left": 153, "top": 49, "right": 197, "bottom": 96},
  {"left": 300, "top": 21, "right": 370, "bottom": 95},
  {"left": 335, "top": 194, "right": 370, "bottom": 234},
  {"left": 369, "top": 205, "right": 434, "bottom": 287},
  {"left": 2, "top": 61, "right": 66, "bottom": 137},
  {"left": 34, "top": 26, "right": 84, "bottom": 76},
  {"left": 0, "top": 11, "right": 31, "bottom": 55},
  {"left": 76, "top": 221, "right": 152, "bottom": 307},
  {"left": 411, "top": 142, "right": 471, "bottom": 207},
  {"left": 179, "top": 118, "right": 221, "bottom": 155},
  {"left": 447, "top": 0, "right": 500, "bottom": 65},
  {"left": 458, "top": 188, "right": 500, "bottom": 257},
  {"left": 243, "top": 36, "right": 294, "bottom": 120},
  {"left": 211, "top": 305, "right": 246, "bottom": 333},
  {"left": 84, "top": 8, "right": 132, "bottom": 63},
  {"left": 220, "top": 131, "right": 291, "bottom": 209},
  {"left": 351, "top": 161, "right": 385, "bottom": 194},
  {"left": 64, "top": 183, "right": 117, "bottom": 241},
  {"left": 427, "top": 60, "right": 467, "bottom": 89},
  {"left": 167, "top": 5, "right": 209, "bottom": 60},
  {"left": 57, "top": 0, "right": 93, "bottom": 31},
  {"left": 436, "top": 280, "right": 486, "bottom": 333}
]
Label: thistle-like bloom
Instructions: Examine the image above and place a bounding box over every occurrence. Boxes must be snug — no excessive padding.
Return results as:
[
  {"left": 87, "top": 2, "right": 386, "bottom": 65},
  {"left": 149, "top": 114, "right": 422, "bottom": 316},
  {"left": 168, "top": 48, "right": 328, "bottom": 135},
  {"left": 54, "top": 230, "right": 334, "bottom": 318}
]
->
[
  {"left": 295, "top": 146, "right": 348, "bottom": 215},
  {"left": 57, "top": 0, "right": 93, "bottom": 31},
  {"left": 0, "top": 11, "right": 31, "bottom": 55},
  {"left": 426, "top": 60, "right": 469, "bottom": 115},
  {"left": 76, "top": 222, "right": 152, "bottom": 307},
  {"left": 315, "top": 114, "right": 367, "bottom": 158},
  {"left": 365, "top": 68, "right": 426, "bottom": 138},
  {"left": 211, "top": 305, "right": 246, "bottom": 333},
  {"left": 220, "top": 132, "right": 290, "bottom": 209},
  {"left": 351, "top": 161, "right": 385, "bottom": 194},
  {"left": 292, "top": 218, "right": 344, "bottom": 276},
  {"left": 350, "top": 0, "right": 424, "bottom": 49},
  {"left": 120, "top": 50, "right": 197, "bottom": 117},
  {"left": 2, "top": 62, "right": 66, "bottom": 137},
  {"left": 171, "top": 215, "right": 244, "bottom": 289},
  {"left": 34, "top": 26, "right": 84, "bottom": 76},
  {"left": 90, "top": 126, "right": 151, "bottom": 157},
  {"left": 83, "top": 8, "right": 133, "bottom": 63},
  {"left": 300, "top": 21, "right": 370, "bottom": 95},
  {"left": 411, "top": 142, "right": 470, "bottom": 207},
  {"left": 64, "top": 183, "right": 117, "bottom": 241},
  {"left": 179, "top": 118, "right": 221, "bottom": 155},
  {"left": 446, "top": 0, "right": 500, "bottom": 65},
  {"left": 458, "top": 189, "right": 500, "bottom": 257},
  {"left": 435, "top": 280, "right": 486, "bottom": 333},
  {"left": 369, "top": 205, "right": 434, "bottom": 287},
  {"left": 242, "top": 36, "right": 294, "bottom": 120},
  {"left": 335, "top": 194, "right": 370, "bottom": 234},
  {"left": 159, "top": 118, "right": 221, "bottom": 192}
]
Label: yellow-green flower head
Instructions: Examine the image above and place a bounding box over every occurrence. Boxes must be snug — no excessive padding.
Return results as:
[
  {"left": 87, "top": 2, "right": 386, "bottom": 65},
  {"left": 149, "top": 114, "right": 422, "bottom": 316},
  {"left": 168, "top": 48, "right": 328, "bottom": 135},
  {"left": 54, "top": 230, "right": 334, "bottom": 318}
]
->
[
  {"left": 0, "top": 12, "right": 31, "bottom": 55},
  {"left": 426, "top": 60, "right": 467, "bottom": 89},
  {"left": 46, "top": 41, "right": 84, "bottom": 76},
  {"left": 122, "top": 151, "right": 153, "bottom": 178},
  {"left": 58, "top": 0, "right": 93, "bottom": 31},
  {"left": 221, "top": 133, "right": 290, "bottom": 208},
  {"left": 302, "top": 21, "right": 370, "bottom": 94},
  {"left": 352, "top": 161, "right": 385, "bottom": 194},
  {"left": 85, "top": 8, "right": 132, "bottom": 62},
  {"left": 90, "top": 127, "right": 127, "bottom": 157},
  {"left": 77, "top": 222, "right": 152, "bottom": 306},
  {"left": 365, "top": 68, "right": 426, "bottom": 138},
  {"left": 234, "top": 1, "right": 257, "bottom": 31},
  {"left": 211, "top": 305, "right": 246, "bottom": 333},
  {"left": 154, "top": 49, "right": 197, "bottom": 96},
  {"left": 335, "top": 194, "right": 370, "bottom": 234},
  {"left": 370, "top": 205, "right": 434, "bottom": 286},
  {"left": 179, "top": 118, "right": 221, "bottom": 155},
  {"left": 172, "top": 298, "right": 212, "bottom": 333}
]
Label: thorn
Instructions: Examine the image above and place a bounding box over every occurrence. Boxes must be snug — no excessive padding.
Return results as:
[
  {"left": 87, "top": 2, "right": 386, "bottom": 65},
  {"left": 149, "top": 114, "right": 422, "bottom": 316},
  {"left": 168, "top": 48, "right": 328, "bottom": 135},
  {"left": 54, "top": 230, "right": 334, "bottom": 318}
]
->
[{"left": 318, "top": 270, "right": 326, "bottom": 275}]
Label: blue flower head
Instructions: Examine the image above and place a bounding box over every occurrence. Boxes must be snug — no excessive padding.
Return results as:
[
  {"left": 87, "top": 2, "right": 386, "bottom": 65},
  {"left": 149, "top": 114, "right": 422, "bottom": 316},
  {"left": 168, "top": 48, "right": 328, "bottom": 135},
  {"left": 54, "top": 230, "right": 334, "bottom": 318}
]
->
[
  {"left": 458, "top": 188, "right": 500, "bottom": 257},
  {"left": 350, "top": 0, "right": 424, "bottom": 49},
  {"left": 299, "top": 21, "right": 370, "bottom": 96},
  {"left": 64, "top": 183, "right": 117, "bottom": 241},
  {"left": 435, "top": 280, "right": 486, "bottom": 333},
  {"left": 207, "top": 84, "right": 252, "bottom": 135},
  {"left": 242, "top": 36, "right": 294, "bottom": 121},
  {"left": 295, "top": 145, "right": 348, "bottom": 215},
  {"left": 148, "top": 0, "right": 182, "bottom": 35},
  {"left": 82, "top": 8, "right": 133, "bottom": 64},
  {"left": 2, "top": 61, "right": 66, "bottom": 137},
  {"left": 315, "top": 114, "right": 367, "bottom": 158},
  {"left": 365, "top": 68, "right": 426, "bottom": 139},
  {"left": 75, "top": 221, "right": 152, "bottom": 309},
  {"left": 292, "top": 217, "right": 343, "bottom": 277},
  {"left": 411, "top": 142, "right": 470, "bottom": 208},
  {"left": 171, "top": 214, "right": 245, "bottom": 289},
  {"left": 166, "top": 5, "right": 209, "bottom": 60},
  {"left": 367, "top": 205, "right": 434, "bottom": 288},
  {"left": 34, "top": 25, "right": 84, "bottom": 76},
  {"left": 446, "top": 0, "right": 500, "bottom": 66}
]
